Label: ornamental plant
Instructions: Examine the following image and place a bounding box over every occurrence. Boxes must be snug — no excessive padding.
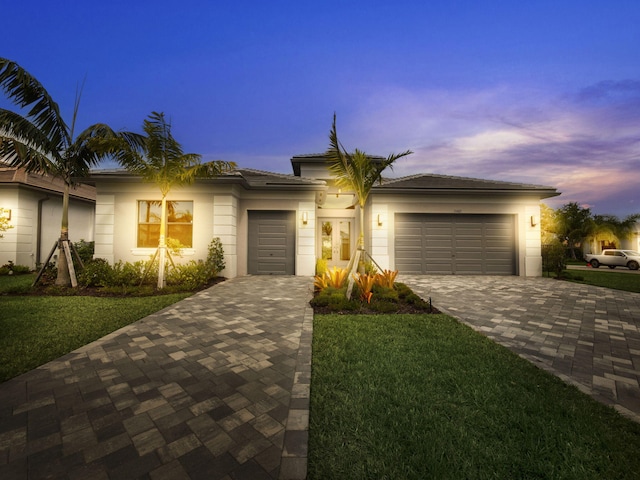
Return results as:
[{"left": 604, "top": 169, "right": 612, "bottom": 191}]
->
[
  {"left": 375, "top": 269, "right": 398, "bottom": 289},
  {"left": 353, "top": 273, "right": 376, "bottom": 303}
]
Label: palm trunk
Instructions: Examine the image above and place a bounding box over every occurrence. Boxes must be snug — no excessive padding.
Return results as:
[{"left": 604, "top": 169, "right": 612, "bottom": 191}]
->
[
  {"left": 55, "top": 182, "right": 72, "bottom": 286},
  {"left": 345, "top": 202, "right": 366, "bottom": 299},
  {"left": 157, "top": 195, "right": 168, "bottom": 289}
]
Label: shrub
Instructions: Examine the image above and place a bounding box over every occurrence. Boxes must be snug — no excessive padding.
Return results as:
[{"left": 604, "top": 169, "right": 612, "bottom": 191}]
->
[
  {"left": 542, "top": 241, "right": 567, "bottom": 278},
  {"left": 1, "top": 261, "right": 31, "bottom": 275},
  {"left": 310, "top": 286, "right": 359, "bottom": 309},
  {"left": 373, "top": 285, "right": 399, "bottom": 303},
  {"left": 11, "top": 264, "right": 31, "bottom": 274},
  {"left": 73, "top": 240, "right": 95, "bottom": 264},
  {"left": 369, "top": 301, "right": 398, "bottom": 313},
  {"left": 363, "top": 261, "right": 378, "bottom": 275},
  {"left": 78, "top": 258, "right": 114, "bottom": 287},
  {"left": 35, "top": 263, "right": 57, "bottom": 284},
  {"left": 205, "top": 237, "right": 225, "bottom": 278},
  {"left": 316, "top": 258, "right": 328, "bottom": 276},
  {"left": 112, "top": 260, "right": 150, "bottom": 286},
  {"left": 167, "top": 260, "right": 210, "bottom": 290},
  {"left": 394, "top": 282, "right": 413, "bottom": 299}
]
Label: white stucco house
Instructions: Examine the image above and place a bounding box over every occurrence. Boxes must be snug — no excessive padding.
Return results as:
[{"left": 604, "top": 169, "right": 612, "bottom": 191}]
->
[
  {"left": 0, "top": 164, "right": 95, "bottom": 269},
  {"left": 86, "top": 154, "right": 560, "bottom": 278}
]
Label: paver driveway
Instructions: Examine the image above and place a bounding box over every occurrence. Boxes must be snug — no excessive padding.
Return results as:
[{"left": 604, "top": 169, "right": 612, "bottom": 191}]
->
[
  {"left": 402, "top": 275, "right": 640, "bottom": 423},
  {"left": 0, "top": 276, "right": 313, "bottom": 480}
]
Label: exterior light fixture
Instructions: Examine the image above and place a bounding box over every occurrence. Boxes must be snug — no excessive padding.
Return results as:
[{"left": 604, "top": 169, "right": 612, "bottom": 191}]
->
[
  {"left": 530, "top": 215, "right": 538, "bottom": 227},
  {"left": 0, "top": 209, "right": 10, "bottom": 221},
  {"left": 377, "top": 213, "right": 383, "bottom": 226},
  {"left": 336, "top": 188, "right": 341, "bottom": 198},
  {"left": 302, "top": 211, "right": 308, "bottom": 225}
]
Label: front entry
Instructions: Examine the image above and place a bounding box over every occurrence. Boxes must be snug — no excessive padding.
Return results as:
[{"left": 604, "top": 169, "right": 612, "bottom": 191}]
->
[{"left": 319, "top": 218, "right": 353, "bottom": 269}]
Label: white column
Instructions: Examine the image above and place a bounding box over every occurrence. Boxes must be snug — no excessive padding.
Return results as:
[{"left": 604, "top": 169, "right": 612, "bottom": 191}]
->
[{"left": 213, "top": 194, "right": 238, "bottom": 278}]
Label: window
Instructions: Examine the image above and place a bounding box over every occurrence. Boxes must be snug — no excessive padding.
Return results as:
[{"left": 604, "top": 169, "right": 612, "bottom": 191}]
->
[{"left": 137, "top": 200, "right": 193, "bottom": 248}]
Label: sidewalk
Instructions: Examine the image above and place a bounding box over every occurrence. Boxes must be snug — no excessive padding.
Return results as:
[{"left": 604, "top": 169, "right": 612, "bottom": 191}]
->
[{"left": 0, "top": 276, "right": 314, "bottom": 480}]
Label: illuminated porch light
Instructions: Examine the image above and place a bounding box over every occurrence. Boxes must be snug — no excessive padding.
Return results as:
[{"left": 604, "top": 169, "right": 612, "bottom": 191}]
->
[
  {"left": 377, "top": 213, "right": 383, "bottom": 226},
  {"left": 302, "top": 211, "right": 308, "bottom": 225}
]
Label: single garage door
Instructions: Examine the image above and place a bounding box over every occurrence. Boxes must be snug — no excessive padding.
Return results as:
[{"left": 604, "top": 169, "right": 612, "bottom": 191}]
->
[
  {"left": 248, "top": 210, "right": 296, "bottom": 275},
  {"left": 395, "top": 213, "right": 515, "bottom": 275}
]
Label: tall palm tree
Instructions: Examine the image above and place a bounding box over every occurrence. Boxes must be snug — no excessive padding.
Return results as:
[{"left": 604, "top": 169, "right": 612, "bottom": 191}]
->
[
  {"left": 326, "top": 114, "right": 412, "bottom": 295},
  {"left": 114, "top": 111, "right": 236, "bottom": 289},
  {"left": 0, "top": 58, "right": 143, "bottom": 286}
]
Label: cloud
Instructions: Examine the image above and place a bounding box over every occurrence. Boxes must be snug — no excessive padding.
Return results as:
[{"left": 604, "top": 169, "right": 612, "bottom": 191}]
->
[{"left": 340, "top": 81, "right": 640, "bottom": 216}]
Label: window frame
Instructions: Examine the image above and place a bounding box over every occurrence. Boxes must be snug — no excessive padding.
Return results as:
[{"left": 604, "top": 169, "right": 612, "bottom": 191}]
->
[{"left": 136, "top": 200, "right": 194, "bottom": 249}]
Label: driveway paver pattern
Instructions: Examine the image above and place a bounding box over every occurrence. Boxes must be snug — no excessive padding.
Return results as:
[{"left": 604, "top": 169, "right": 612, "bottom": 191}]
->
[
  {"left": 0, "top": 276, "right": 313, "bottom": 480},
  {"left": 402, "top": 275, "right": 640, "bottom": 423}
]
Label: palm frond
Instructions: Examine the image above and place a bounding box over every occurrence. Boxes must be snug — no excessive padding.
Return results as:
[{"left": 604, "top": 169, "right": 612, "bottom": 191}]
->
[
  {"left": 0, "top": 108, "right": 59, "bottom": 173},
  {"left": 326, "top": 114, "right": 413, "bottom": 208},
  {"left": 0, "top": 58, "right": 69, "bottom": 151}
]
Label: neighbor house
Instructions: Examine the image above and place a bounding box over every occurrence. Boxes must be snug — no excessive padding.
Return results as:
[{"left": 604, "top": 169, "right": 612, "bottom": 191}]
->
[
  {"left": 0, "top": 163, "right": 95, "bottom": 269},
  {"left": 86, "top": 154, "right": 559, "bottom": 278}
]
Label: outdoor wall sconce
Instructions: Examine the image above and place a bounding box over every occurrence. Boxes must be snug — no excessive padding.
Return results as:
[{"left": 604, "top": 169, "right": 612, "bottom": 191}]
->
[
  {"left": 336, "top": 188, "right": 341, "bottom": 198},
  {"left": 530, "top": 215, "right": 539, "bottom": 227},
  {"left": 302, "top": 211, "right": 308, "bottom": 225},
  {"left": 377, "top": 213, "right": 383, "bottom": 226},
  {"left": 0, "top": 209, "right": 10, "bottom": 221}
]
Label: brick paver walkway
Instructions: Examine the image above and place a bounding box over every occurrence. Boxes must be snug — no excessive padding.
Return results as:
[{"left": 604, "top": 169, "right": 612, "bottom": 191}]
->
[
  {"left": 0, "top": 276, "right": 313, "bottom": 480},
  {"left": 403, "top": 275, "right": 640, "bottom": 423}
]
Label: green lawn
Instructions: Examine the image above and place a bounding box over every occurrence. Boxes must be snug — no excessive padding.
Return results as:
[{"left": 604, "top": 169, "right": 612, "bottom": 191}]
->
[
  {"left": 309, "top": 314, "right": 640, "bottom": 480},
  {"left": 0, "top": 283, "right": 191, "bottom": 382},
  {"left": 561, "top": 268, "right": 640, "bottom": 293}
]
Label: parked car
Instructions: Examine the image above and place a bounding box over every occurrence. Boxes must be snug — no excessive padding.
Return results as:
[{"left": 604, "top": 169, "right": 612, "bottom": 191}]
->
[{"left": 584, "top": 249, "right": 640, "bottom": 270}]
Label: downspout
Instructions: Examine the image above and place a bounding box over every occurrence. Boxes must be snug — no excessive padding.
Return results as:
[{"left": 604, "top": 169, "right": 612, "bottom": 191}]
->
[{"left": 36, "top": 196, "right": 50, "bottom": 266}]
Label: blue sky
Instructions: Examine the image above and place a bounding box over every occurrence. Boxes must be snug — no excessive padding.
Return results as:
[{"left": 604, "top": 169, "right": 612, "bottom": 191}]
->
[{"left": 2, "top": 1, "right": 640, "bottom": 216}]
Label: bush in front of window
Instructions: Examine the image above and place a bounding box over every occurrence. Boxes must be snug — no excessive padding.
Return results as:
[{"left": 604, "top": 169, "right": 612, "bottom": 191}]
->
[
  {"left": 72, "top": 238, "right": 226, "bottom": 292},
  {"left": 166, "top": 260, "right": 211, "bottom": 290}
]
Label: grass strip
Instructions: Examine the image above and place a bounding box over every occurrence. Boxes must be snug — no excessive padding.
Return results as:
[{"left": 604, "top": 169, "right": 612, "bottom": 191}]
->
[
  {"left": 561, "top": 269, "right": 640, "bottom": 293},
  {"left": 0, "top": 293, "right": 190, "bottom": 382},
  {"left": 309, "top": 314, "right": 640, "bottom": 480}
]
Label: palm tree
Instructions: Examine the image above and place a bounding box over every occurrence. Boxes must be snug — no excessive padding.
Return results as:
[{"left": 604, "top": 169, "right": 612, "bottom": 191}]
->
[
  {"left": 0, "top": 58, "right": 143, "bottom": 286},
  {"left": 114, "top": 111, "right": 236, "bottom": 289},
  {"left": 326, "top": 114, "right": 412, "bottom": 295},
  {"left": 588, "top": 213, "right": 640, "bottom": 252}
]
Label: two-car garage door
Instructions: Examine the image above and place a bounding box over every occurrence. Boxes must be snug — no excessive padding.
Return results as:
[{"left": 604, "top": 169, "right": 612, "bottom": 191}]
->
[{"left": 395, "top": 213, "right": 516, "bottom": 275}]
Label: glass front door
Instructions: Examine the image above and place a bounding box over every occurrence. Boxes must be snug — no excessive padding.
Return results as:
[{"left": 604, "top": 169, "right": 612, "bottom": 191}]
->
[{"left": 320, "top": 219, "right": 353, "bottom": 268}]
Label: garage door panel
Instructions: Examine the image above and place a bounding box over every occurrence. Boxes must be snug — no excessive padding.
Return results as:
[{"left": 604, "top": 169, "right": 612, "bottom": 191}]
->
[
  {"left": 426, "top": 239, "right": 454, "bottom": 249},
  {"left": 395, "top": 236, "right": 423, "bottom": 248},
  {"left": 256, "top": 248, "right": 287, "bottom": 258},
  {"left": 395, "top": 213, "right": 515, "bottom": 275}
]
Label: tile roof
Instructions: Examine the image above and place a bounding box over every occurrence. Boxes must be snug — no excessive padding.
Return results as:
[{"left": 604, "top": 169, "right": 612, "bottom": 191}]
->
[
  {"left": 0, "top": 165, "right": 96, "bottom": 201},
  {"left": 86, "top": 168, "right": 325, "bottom": 189},
  {"left": 234, "top": 168, "right": 325, "bottom": 188},
  {"left": 375, "top": 173, "right": 559, "bottom": 197}
]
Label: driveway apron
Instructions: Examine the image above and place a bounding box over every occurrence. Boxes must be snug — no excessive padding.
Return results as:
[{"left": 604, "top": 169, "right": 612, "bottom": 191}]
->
[
  {"left": 0, "top": 276, "right": 314, "bottom": 480},
  {"left": 402, "top": 275, "right": 640, "bottom": 423}
]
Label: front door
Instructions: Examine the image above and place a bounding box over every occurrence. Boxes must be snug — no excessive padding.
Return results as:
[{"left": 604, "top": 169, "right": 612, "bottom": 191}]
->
[{"left": 319, "top": 218, "right": 353, "bottom": 269}]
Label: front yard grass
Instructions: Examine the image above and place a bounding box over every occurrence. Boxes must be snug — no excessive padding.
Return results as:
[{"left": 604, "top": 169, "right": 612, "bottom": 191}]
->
[
  {"left": 0, "top": 290, "right": 191, "bottom": 382},
  {"left": 558, "top": 268, "right": 640, "bottom": 293},
  {"left": 309, "top": 314, "right": 640, "bottom": 480}
]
